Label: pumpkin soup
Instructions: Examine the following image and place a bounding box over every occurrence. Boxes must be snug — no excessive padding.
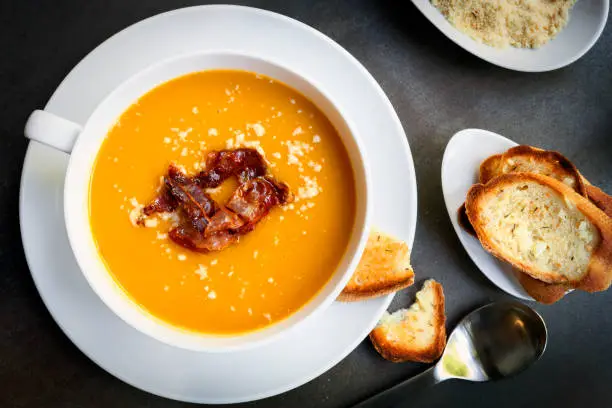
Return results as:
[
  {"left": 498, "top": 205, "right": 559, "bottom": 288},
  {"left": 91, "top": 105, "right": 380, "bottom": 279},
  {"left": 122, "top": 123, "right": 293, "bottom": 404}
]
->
[{"left": 89, "top": 70, "right": 356, "bottom": 335}]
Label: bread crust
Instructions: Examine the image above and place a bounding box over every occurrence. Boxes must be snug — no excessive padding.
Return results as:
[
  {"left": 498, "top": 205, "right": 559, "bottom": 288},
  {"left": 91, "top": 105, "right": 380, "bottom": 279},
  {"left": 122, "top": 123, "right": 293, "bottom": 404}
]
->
[
  {"left": 369, "top": 280, "right": 446, "bottom": 363},
  {"left": 517, "top": 270, "right": 569, "bottom": 304},
  {"left": 337, "top": 276, "right": 415, "bottom": 302},
  {"left": 585, "top": 184, "right": 612, "bottom": 219},
  {"left": 479, "top": 154, "right": 502, "bottom": 184},
  {"left": 338, "top": 229, "right": 414, "bottom": 302},
  {"left": 466, "top": 173, "right": 612, "bottom": 292}
]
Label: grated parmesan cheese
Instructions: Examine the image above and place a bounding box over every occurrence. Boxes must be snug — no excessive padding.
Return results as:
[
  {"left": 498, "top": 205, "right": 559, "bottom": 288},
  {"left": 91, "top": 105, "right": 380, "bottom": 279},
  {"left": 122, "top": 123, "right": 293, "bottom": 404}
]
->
[
  {"left": 431, "top": 0, "right": 576, "bottom": 49},
  {"left": 286, "top": 140, "right": 313, "bottom": 168},
  {"left": 144, "top": 218, "right": 158, "bottom": 228},
  {"left": 297, "top": 175, "right": 321, "bottom": 199},
  {"left": 308, "top": 161, "right": 323, "bottom": 172},
  {"left": 247, "top": 123, "right": 266, "bottom": 137},
  {"left": 225, "top": 132, "right": 266, "bottom": 156},
  {"left": 128, "top": 198, "right": 144, "bottom": 226}
]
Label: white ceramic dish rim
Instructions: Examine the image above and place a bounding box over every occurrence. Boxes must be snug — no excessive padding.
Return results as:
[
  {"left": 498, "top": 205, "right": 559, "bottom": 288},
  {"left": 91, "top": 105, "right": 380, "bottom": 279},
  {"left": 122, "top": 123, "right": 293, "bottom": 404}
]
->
[
  {"left": 19, "top": 5, "right": 418, "bottom": 403},
  {"left": 411, "top": 0, "right": 610, "bottom": 72},
  {"left": 442, "top": 128, "right": 578, "bottom": 300},
  {"left": 28, "top": 50, "right": 372, "bottom": 352}
]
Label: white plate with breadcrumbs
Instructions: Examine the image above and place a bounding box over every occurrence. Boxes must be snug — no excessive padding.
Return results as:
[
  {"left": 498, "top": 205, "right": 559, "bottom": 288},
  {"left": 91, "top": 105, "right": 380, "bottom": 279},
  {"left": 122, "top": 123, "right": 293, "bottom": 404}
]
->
[
  {"left": 411, "top": 0, "right": 609, "bottom": 72},
  {"left": 19, "top": 5, "right": 417, "bottom": 404},
  {"left": 441, "top": 129, "right": 534, "bottom": 300}
]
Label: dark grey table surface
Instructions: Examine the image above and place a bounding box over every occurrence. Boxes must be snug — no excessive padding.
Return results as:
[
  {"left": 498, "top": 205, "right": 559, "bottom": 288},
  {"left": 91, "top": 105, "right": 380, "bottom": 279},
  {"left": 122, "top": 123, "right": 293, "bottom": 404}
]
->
[{"left": 3, "top": 1, "right": 612, "bottom": 407}]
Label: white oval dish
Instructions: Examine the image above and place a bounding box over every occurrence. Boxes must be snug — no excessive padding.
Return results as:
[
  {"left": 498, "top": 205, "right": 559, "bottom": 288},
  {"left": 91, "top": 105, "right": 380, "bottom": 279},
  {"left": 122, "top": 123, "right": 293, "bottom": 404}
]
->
[
  {"left": 19, "top": 5, "right": 417, "bottom": 403},
  {"left": 441, "top": 128, "right": 533, "bottom": 300},
  {"left": 411, "top": 0, "right": 609, "bottom": 72}
]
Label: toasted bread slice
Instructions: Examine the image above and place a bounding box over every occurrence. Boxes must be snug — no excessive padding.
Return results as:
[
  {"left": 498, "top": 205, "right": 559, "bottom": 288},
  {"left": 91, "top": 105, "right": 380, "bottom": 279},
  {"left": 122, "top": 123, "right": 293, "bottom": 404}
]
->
[
  {"left": 479, "top": 145, "right": 587, "bottom": 196},
  {"left": 517, "top": 270, "right": 569, "bottom": 304},
  {"left": 479, "top": 154, "right": 502, "bottom": 185},
  {"left": 459, "top": 202, "right": 567, "bottom": 303},
  {"left": 585, "top": 184, "right": 612, "bottom": 219},
  {"left": 480, "top": 146, "right": 612, "bottom": 217},
  {"left": 338, "top": 229, "right": 414, "bottom": 302},
  {"left": 464, "top": 146, "right": 587, "bottom": 237},
  {"left": 369, "top": 279, "right": 446, "bottom": 363},
  {"left": 466, "top": 173, "right": 612, "bottom": 292}
]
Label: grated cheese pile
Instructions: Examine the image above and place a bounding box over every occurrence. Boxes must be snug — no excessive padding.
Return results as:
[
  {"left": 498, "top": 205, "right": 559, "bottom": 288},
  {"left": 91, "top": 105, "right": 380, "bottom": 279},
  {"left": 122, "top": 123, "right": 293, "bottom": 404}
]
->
[{"left": 431, "top": 0, "right": 576, "bottom": 48}]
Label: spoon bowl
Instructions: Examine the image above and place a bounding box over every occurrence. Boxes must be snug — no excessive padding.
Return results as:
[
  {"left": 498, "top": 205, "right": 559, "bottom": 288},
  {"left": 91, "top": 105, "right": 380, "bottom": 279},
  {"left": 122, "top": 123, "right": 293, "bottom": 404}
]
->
[
  {"left": 411, "top": 0, "right": 609, "bottom": 72},
  {"left": 353, "top": 301, "right": 547, "bottom": 407},
  {"left": 438, "top": 302, "right": 547, "bottom": 382}
]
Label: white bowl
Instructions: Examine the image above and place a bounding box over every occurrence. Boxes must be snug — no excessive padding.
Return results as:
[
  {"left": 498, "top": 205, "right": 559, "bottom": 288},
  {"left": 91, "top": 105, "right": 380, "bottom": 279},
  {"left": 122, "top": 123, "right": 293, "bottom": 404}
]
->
[
  {"left": 412, "top": 0, "right": 609, "bottom": 72},
  {"left": 24, "top": 51, "right": 372, "bottom": 352}
]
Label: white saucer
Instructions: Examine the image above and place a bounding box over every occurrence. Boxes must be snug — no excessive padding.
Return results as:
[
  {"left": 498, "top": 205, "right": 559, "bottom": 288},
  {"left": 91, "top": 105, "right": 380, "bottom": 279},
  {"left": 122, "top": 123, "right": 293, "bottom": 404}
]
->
[
  {"left": 19, "top": 5, "right": 417, "bottom": 404},
  {"left": 441, "top": 129, "right": 532, "bottom": 301},
  {"left": 411, "top": 0, "right": 609, "bottom": 72}
]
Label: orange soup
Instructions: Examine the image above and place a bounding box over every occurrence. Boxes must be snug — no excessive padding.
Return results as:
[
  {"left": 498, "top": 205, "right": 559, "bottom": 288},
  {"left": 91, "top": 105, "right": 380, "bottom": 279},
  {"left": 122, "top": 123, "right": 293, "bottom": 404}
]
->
[{"left": 89, "top": 70, "right": 356, "bottom": 335}]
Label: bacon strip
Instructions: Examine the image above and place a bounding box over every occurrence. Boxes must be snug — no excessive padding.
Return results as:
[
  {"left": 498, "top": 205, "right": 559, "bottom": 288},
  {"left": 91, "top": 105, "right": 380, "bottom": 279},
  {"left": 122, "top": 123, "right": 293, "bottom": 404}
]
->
[
  {"left": 194, "top": 148, "right": 267, "bottom": 188},
  {"left": 141, "top": 148, "right": 291, "bottom": 253},
  {"left": 142, "top": 190, "right": 177, "bottom": 216},
  {"left": 206, "top": 207, "right": 245, "bottom": 235},
  {"left": 159, "top": 165, "right": 218, "bottom": 233},
  {"left": 228, "top": 176, "right": 292, "bottom": 232},
  {"left": 169, "top": 225, "right": 239, "bottom": 252}
]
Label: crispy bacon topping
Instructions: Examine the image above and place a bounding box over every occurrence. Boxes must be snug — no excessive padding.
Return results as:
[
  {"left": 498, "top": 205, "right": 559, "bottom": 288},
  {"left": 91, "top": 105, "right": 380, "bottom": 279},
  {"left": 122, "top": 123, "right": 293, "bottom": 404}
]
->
[
  {"left": 194, "top": 148, "right": 267, "bottom": 188},
  {"left": 141, "top": 148, "right": 292, "bottom": 252},
  {"left": 228, "top": 176, "right": 293, "bottom": 233},
  {"left": 169, "top": 225, "right": 240, "bottom": 252},
  {"left": 142, "top": 190, "right": 177, "bottom": 216}
]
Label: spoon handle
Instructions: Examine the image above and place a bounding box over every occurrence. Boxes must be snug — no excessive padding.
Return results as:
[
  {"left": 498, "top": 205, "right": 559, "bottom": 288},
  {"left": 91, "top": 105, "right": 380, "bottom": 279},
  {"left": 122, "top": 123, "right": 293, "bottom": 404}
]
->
[{"left": 352, "top": 365, "right": 442, "bottom": 408}]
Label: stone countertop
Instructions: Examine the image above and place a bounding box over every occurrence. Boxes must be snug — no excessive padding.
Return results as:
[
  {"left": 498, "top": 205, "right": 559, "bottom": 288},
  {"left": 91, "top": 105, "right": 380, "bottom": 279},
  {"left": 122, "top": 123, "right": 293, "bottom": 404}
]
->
[{"left": 2, "top": 1, "right": 611, "bottom": 407}]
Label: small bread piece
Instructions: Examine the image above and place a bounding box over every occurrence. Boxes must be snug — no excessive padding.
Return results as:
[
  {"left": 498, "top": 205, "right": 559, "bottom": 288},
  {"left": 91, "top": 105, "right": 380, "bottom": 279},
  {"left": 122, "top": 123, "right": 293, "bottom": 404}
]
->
[
  {"left": 370, "top": 279, "right": 446, "bottom": 363},
  {"left": 517, "top": 271, "right": 569, "bottom": 304},
  {"left": 466, "top": 173, "right": 612, "bottom": 292},
  {"left": 338, "top": 230, "right": 414, "bottom": 302},
  {"left": 479, "top": 145, "right": 587, "bottom": 196}
]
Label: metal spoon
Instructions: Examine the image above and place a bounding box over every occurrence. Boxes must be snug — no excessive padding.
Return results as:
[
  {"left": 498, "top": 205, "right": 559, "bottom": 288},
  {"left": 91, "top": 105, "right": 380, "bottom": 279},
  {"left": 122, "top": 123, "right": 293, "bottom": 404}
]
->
[{"left": 353, "top": 301, "right": 547, "bottom": 408}]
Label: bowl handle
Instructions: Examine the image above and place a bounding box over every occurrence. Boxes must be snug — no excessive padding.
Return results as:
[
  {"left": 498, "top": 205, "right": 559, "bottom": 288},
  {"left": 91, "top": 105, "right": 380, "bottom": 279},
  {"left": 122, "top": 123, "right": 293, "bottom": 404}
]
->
[{"left": 24, "top": 110, "right": 82, "bottom": 154}]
